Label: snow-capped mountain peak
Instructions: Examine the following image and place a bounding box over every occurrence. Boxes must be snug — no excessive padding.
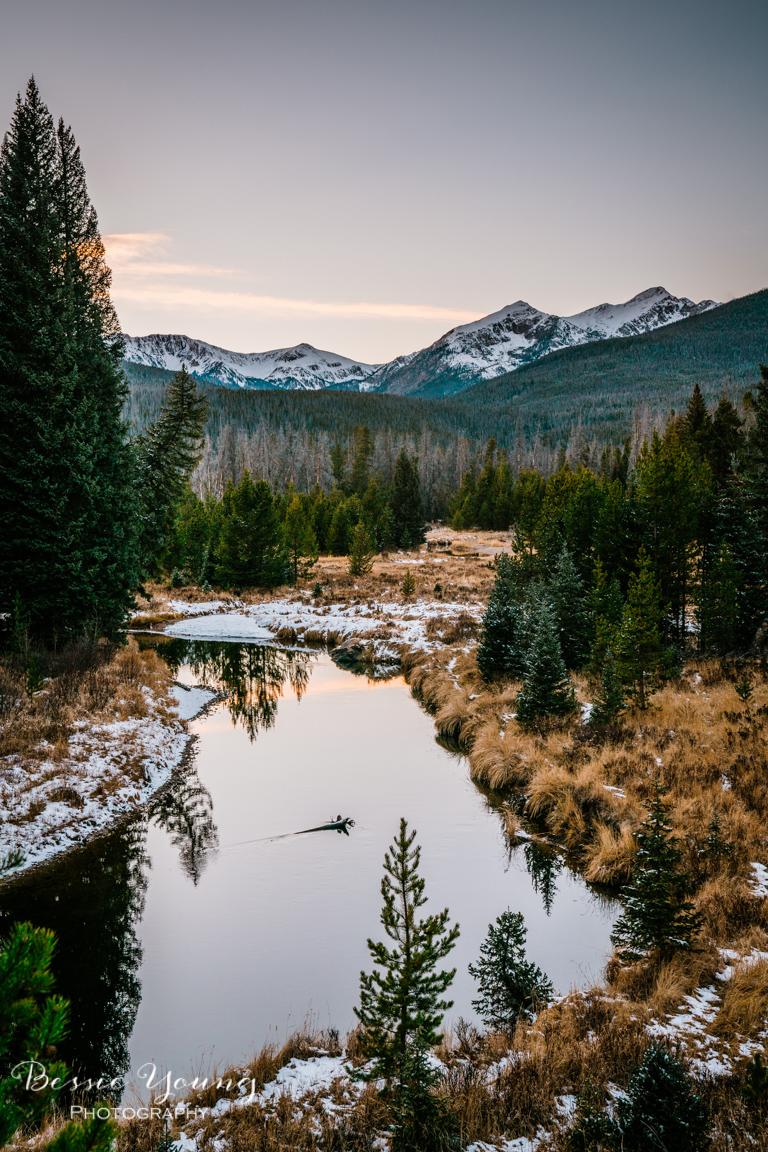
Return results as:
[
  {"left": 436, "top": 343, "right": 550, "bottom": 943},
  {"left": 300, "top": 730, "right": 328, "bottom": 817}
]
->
[
  {"left": 565, "top": 286, "right": 719, "bottom": 338},
  {"left": 364, "top": 287, "right": 720, "bottom": 396},
  {"left": 122, "top": 333, "right": 380, "bottom": 391},
  {"left": 122, "top": 288, "right": 721, "bottom": 398}
]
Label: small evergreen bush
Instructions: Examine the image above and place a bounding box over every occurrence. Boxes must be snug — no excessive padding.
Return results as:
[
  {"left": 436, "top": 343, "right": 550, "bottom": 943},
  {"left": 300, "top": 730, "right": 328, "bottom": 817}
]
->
[
  {"left": 468, "top": 909, "right": 552, "bottom": 1032},
  {"left": 611, "top": 782, "right": 702, "bottom": 960},
  {"left": 615, "top": 1043, "right": 709, "bottom": 1151}
]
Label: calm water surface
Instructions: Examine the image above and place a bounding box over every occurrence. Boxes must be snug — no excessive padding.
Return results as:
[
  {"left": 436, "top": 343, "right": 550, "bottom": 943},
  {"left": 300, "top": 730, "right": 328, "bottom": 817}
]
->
[{"left": 1, "top": 640, "right": 617, "bottom": 1096}]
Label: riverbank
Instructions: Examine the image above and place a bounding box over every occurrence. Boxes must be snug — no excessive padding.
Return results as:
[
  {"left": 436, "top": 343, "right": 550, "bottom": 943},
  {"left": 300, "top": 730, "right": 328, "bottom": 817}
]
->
[
  {"left": 123, "top": 534, "right": 768, "bottom": 1150},
  {"left": 0, "top": 642, "right": 215, "bottom": 875}
]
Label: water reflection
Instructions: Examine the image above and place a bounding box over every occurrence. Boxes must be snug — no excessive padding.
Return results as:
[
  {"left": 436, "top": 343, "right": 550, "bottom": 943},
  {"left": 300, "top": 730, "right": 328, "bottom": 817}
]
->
[
  {"left": 523, "top": 840, "right": 565, "bottom": 916},
  {"left": 149, "top": 766, "right": 219, "bottom": 884},
  {"left": 0, "top": 826, "right": 148, "bottom": 1101},
  {"left": 143, "top": 638, "right": 314, "bottom": 741}
]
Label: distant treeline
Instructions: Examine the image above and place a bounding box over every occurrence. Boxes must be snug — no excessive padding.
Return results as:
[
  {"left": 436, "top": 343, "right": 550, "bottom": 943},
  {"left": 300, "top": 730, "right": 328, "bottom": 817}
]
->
[
  {"left": 123, "top": 288, "right": 767, "bottom": 494},
  {"left": 125, "top": 366, "right": 740, "bottom": 504}
]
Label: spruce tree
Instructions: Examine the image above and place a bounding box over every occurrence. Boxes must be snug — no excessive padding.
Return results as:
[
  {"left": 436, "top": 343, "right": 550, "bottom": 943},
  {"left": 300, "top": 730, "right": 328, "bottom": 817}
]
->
[
  {"left": 379, "top": 505, "right": 397, "bottom": 553},
  {"left": 327, "top": 500, "right": 351, "bottom": 555},
  {"left": 710, "top": 396, "right": 743, "bottom": 485},
  {"left": 549, "top": 546, "right": 589, "bottom": 668},
  {"left": 476, "top": 555, "right": 527, "bottom": 681},
  {"left": 54, "top": 118, "right": 140, "bottom": 633},
  {"left": 615, "top": 1043, "right": 709, "bottom": 1152},
  {"left": 610, "top": 783, "right": 702, "bottom": 960},
  {"left": 284, "top": 495, "right": 318, "bottom": 584},
  {"left": 401, "top": 569, "right": 416, "bottom": 598},
  {"left": 391, "top": 450, "right": 426, "bottom": 549},
  {"left": 585, "top": 558, "right": 624, "bottom": 678},
  {"left": 589, "top": 649, "right": 626, "bottom": 725},
  {"left": 349, "top": 424, "right": 374, "bottom": 495},
  {"left": 355, "top": 819, "right": 459, "bottom": 1150},
  {"left": 615, "top": 547, "right": 669, "bottom": 709},
  {"left": 468, "top": 910, "right": 552, "bottom": 1033},
  {"left": 136, "top": 365, "right": 209, "bottom": 575},
  {"left": 744, "top": 353, "right": 768, "bottom": 531},
  {"left": 697, "top": 537, "right": 738, "bottom": 655},
  {"left": 516, "top": 599, "right": 578, "bottom": 726},
  {"left": 215, "top": 471, "right": 287, "bottom": 588},
  {"left": 348, "top": 521, "right": 376, "bottom": 577},
  {"left": 0, "top": 79, "right": 139, "bottom": 639},
  {"left": 0, "top": 920, "right": 116, "bottom": 1150}
]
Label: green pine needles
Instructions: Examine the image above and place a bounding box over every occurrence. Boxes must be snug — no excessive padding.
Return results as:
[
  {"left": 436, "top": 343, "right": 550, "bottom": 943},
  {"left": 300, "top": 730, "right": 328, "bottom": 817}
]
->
[
  {"left": 616, "top": 547, "right": 669, "bottom": 709},
  {"left": 516, "top": 599, "right": 578, "bottom": 726},
  {"left": 0, "top": 921, "right": 116, "bottom": 1150},
  {"left": 355, "top": 818, "right": 459, "bottom": 1150},
  {"left": 610, "top": 782, "right": 702, "bottom": 961},
  {"left": 0, "top": 79, "right": 140, "bottom": 640},
  {"left": 136, "top": 365, "right": 209, "bottom": 577},
  {"left": 476, "top": 554, "right": 527, "bottom": 681},
  {"left": 468, "top": 909, "right": 552, "bottom": 1033},
  {"left": 348, "top": 521, "right": 376, "bottom": 577},
  {"left": 589, "top": 649, "right": 626, "bottom": 726}
]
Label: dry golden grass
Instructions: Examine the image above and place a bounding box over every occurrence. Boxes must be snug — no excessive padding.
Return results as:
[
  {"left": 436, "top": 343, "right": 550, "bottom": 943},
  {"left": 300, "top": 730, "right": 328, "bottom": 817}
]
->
[
  {"left": 714, "top": 958, "right": 768, "bottom": 1038},
  {"left": 124, "top": 551, "right": 768, "bottom": 1149},
  {"left": 0, "top": 640, "right": 178, "bottom": 853}
]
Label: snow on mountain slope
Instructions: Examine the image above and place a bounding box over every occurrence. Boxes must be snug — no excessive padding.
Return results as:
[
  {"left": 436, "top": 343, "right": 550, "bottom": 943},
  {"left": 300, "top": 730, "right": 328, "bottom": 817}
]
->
[
  {"left": 122, "top": 333, "right": 380, "bottom": 390},
  {"left": 122, "top": 289, "right": 720, "bottom": 397},
  {"left": 364, "top": 288, "right": 720, "bottom": 397}
]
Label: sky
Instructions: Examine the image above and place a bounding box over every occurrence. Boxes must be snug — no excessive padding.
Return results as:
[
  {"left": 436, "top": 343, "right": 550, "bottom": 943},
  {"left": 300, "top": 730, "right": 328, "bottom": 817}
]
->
[{"left": 1, "top": 0, "right": 766, "bottom": 363}]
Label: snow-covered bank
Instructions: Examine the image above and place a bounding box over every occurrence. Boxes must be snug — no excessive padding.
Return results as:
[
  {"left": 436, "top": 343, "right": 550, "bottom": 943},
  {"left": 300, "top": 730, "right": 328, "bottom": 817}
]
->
[
  {"left": 161, "top": 594, "right": 482, "bottom": 653},
  {"left": 0, "top": 670, "right": 216, "bottom": 877}
]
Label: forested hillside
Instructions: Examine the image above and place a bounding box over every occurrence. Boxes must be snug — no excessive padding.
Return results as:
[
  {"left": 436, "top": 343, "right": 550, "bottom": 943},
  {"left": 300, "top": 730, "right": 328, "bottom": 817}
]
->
[
  {"left": 464, "top": 288, "right": 768, "bottom": 441},
  {"left": 124, "top": 288, "right": 766, "bottom": 494}
]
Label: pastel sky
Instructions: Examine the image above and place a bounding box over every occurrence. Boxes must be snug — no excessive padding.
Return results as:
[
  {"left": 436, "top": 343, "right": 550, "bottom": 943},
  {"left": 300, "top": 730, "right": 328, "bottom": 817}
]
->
[{"left": 1, "top": 0, "right": 766, "bottom": 362}]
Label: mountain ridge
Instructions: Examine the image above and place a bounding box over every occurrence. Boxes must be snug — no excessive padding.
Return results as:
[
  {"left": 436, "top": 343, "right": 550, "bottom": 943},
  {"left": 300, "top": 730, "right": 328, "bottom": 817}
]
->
[{"left": 122, "top": 287, "right": 720, "bottom": 397}]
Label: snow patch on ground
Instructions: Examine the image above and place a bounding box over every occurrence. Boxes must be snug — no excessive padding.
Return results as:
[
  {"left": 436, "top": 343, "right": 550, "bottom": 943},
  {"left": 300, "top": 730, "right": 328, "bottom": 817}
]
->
[
  {"left": 750, "top": 861, "right": 768, "bottom": 896},
  {"left": 646, "top": 948, "right": 768, "bottom": 1076},
  {"left": 162, "top": 596, "right": 482, "bottom": 655},
  {"left": 170, "top": 684, "right": 217, "bottom": 721},
  {"left": 165, "top": 615, "right": 276, "bottom": 642},
  {"left": 0, "top": 690, "right": 191, "bottom": 874}
]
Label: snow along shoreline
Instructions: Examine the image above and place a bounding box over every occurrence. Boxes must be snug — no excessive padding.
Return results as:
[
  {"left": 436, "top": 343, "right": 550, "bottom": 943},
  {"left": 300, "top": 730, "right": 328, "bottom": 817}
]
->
[
  {"left": 155, "top": 593, "right": 482, "bottom": 653},
  {"left": 0, "top": 682, "right": 218, "bottom": 881}
]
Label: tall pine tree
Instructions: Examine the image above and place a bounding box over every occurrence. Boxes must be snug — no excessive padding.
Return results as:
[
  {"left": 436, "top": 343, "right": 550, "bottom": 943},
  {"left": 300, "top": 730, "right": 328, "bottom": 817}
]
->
[
  {"left": 615, "top": 547, "right": 669, "bottom": 709},
  {"left": 0, "top": 79, "right": 139, "bottom": 639},
  {"left": 391, "top": 450, "right": 426, "bottom": 549},
  {"left": 355, "top": 818, "right": 459, "bottom": 1149},
  {"left": 468, "top": 910, "right": 552, "bottom": 1033},
  {"left": 516, "top": 599, "right": 578, "bottom": 726},
  {"left": 356, "top": 815, "right": 460, "bottom": 1082},
  {"left": 136, "top": 365, "right": 208, "bottom": 576},
  {"left": 476, "top": 554, "right": 527, "bottom": 681},
  {"left": 215, "top": 471, "right": 287, "bottom": 588}
]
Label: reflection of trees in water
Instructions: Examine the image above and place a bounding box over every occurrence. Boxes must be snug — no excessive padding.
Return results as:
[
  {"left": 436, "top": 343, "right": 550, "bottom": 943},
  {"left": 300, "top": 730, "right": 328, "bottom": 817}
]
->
[
  {"left": 472, "top": 782, "right": 565, "bottom": 916},
  {"left": 0, "top": 824, "right": 148, "bottom": 1101},
  {"left": 150, "top": 765, "right": 219, "bottom": 884},
  {"left": 523, "top": 840, "right": 564, "bottom": 916},
  {"left": 154, "top": 639, "right": 314, "bottom": 741}
]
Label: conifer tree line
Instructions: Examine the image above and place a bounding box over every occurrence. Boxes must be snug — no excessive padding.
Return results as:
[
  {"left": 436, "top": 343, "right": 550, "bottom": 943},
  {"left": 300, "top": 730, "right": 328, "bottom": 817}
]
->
[
  {"left": 0, "top": 80, "right": 209, "bottom": 642},
  {"left": 472, "top": 379, "right": 767, "bottom": 717},
  {"left": 164, "top": 433, "right": 428, "bottom": 588}
]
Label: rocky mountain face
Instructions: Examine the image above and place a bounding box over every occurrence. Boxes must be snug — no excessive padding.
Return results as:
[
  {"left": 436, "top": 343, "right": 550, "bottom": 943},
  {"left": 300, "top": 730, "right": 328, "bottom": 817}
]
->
[
  {"left": 123, "top": 288, "right": 720, "bottom": 397},
  {"left": 121, "top": 333, "right": 379, "bottom": 390},
  {"left": 362, "top": 287, "right": 720, "bottom": 397}
]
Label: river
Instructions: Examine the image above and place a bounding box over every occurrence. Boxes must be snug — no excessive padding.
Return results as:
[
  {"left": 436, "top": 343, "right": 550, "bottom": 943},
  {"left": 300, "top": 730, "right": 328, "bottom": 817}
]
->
[{"left": 0, "top": 639, "right": 617, "bottom": 1097}]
